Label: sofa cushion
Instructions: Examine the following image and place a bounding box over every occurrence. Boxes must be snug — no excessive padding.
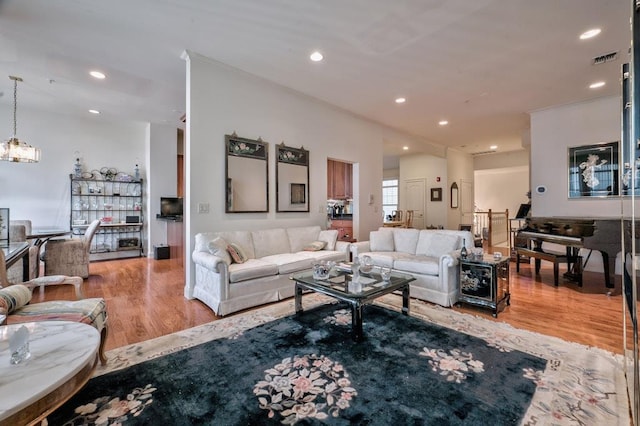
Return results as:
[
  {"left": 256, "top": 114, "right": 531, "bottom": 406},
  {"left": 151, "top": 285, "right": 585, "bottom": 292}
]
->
[
  {"left": 196, "top": 231, "right": 255, "bottom": 259},
  {"left": 228, "top": 259, "right": 279, "bottom": 283},
  {"left": 252, "top": 229, "right": 291, "bottom": 258},
  {"left": 9, "top": 298, "right": 108, "bottom": 333},
  {"left": 370, "top": 230, "right": 394, "bottom": 252},
  {"left": 318, "top": 229, "right": 338, "bottom": 251},
  {"left": 358, "top": 252, "right": 396, "bottom": 268},
  {"left": 287, "top": 226, "right": 321, "bottom": 252},
  {"left": 0, "top": 284, "right": 32, "bottom": 314},
  {"left": 416, "top": 232, "right": 461, "bottom": 258},
  {"left": 303, "top": 241, "right": 326, "bottom": 251},
  {"left": 227, "top": 243, "right": 248, "bottom": 264},
  {"left": 394, "top": 256, "right": 440, "bottom": 276},
  {"left": 208, "top": 237, "right": 232, "bottom": 265},
  {"left": 392, "top": 228, "right": 420, "bottom": 254},
  {"left": 260, "top": 253, "right": 313, "bottom": 274}
]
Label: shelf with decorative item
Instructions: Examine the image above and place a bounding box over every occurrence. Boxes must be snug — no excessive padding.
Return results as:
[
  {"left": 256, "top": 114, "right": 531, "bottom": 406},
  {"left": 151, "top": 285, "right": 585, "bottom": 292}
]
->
[{"left": 69, "top": 172, "right": 144, "bottom": 260}]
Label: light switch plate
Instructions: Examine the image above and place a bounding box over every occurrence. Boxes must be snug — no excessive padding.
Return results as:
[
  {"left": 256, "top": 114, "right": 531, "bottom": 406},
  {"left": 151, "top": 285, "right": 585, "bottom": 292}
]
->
[{"left": 198, "top": 203, "right": 210, "bottom": 213}]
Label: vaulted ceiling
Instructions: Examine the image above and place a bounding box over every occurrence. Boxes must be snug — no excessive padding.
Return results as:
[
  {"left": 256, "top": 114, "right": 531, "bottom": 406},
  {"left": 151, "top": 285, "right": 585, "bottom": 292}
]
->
[{"left": 0, "top": 1, "right": 631, "bottom": 159}]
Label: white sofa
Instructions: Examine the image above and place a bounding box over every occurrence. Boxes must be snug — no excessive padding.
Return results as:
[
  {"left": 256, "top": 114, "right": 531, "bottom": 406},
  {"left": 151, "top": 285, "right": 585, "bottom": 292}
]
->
[
  {"left": 350, "top": 228, "right": 475, "bottom": 307},
  {"left": 190, "top": 226, "right": 350, "bottom": 316}
]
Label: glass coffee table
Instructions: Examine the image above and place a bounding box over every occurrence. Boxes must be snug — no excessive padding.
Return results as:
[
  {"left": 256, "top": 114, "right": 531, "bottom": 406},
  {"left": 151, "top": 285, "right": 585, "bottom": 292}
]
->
[{"left": 291, "top": 268, "right": 415, "bottom": 342}]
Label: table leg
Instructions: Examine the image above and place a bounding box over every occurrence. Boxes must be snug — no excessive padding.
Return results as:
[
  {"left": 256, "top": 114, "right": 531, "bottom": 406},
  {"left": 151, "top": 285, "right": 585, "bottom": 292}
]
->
[
  {"left": 402, "top": 284, "right": 410, "bottom": 316},
  {"left": 22, "top": 252, "right": 30, "bottom": 281},
  {"left": 294, "top": 283, "right": 304, "bottom": 314},
  {"left": 351, "top": 303, "right": 364, "bottom": 342}
]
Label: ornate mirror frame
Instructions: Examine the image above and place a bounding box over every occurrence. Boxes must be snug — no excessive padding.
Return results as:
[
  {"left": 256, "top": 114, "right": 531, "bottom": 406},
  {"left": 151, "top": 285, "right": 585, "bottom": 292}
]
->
[
  {"left": 225, "top": 134, "right": 269, "bottom": 213},
  {"left": 276, "top": 144, "right": 309, "bottom": 213},
  {"left": 450, "top": 182, "right": 459, "bottom": 208}
]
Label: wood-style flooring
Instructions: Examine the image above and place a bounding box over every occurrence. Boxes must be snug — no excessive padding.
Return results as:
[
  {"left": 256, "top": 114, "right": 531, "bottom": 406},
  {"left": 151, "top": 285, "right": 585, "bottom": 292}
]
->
[{"left": 31, "top": 253, "right": 626, "bottom": 355}]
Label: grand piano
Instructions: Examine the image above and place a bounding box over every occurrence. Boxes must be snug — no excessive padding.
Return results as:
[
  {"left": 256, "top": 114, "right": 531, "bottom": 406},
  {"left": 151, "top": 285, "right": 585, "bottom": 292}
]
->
[{"left": 516, "top": 217, "right": 623, "bottom": 288}]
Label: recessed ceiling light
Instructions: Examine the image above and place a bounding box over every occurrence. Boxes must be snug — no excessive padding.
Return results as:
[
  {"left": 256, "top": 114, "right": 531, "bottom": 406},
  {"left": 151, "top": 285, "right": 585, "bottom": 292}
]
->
[
  {"left": 439, "top": 120, "right": 448, "bottom": 126},
  {"left": 90, "top": 71, "right": 106, "bottom": 79},
  {"left": 580, "top": 28, "right": 601, "bottom": 40},
  {"left": 589, "top": 81, "right": 606, "bottom": 89},
  {"left": 310, "top": 51, "right": 323, "bottom": 62},
  {"left": 402, "top": 146, "right": 409, "bottom": 150},
  {"left": 88, "top": 109, "right": 100, "bottom": 114},
  {"left": 395, "top": 97, "right": 406, "bottom": 104},
  {"left": 490, "top": 145, "right": 498, "bottom": 150}
]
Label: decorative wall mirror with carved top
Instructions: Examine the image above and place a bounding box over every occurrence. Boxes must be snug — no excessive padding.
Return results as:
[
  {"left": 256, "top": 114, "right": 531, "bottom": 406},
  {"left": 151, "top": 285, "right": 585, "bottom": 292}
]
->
[
  {"left": 225, "top": 134, "right": 269, "bottom": 213},
  {"left": 450, "top": 182, "right": 459, "bottom": 209},
  {"left": 276, "top": 144, "right": 309, "bottom": 212}
]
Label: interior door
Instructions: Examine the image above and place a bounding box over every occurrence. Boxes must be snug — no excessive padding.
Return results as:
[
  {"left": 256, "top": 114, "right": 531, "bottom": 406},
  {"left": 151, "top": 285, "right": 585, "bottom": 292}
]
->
[
  {"left": 404, "top": 179, "right": 425, "bottom": 229},
  {"left": 460, "top": 178, "right": 474, "bottom": 226}
]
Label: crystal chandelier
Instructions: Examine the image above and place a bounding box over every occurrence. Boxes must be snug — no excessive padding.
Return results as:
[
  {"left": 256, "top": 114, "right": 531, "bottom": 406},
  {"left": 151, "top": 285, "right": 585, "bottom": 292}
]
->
[{"left": 0, "top": 76, "right": 41, "bottom": 163}]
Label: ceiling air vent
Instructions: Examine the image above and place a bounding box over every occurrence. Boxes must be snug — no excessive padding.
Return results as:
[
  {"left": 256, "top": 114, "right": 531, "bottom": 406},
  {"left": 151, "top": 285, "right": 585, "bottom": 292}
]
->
[
  {"left": 592, "top": 51, "right": 618, "bottom": 65},
  {"left": 472, "top": 150, "right": 497, "bottom": 156}
]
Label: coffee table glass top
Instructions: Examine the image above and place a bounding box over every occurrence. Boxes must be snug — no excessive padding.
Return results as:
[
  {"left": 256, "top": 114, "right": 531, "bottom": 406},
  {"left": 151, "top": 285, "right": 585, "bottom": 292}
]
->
[{"left": 291, "top": 268, "right": 414, "bottom": 298}]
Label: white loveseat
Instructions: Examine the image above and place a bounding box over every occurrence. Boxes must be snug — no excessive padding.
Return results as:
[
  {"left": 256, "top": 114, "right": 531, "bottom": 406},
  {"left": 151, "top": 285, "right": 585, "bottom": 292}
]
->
[
  {"left": 189, "top": 226, "right": 350, "bottom": 316},
  {"left": 350, "top": 228, "right": 475, "bottom": 307}
]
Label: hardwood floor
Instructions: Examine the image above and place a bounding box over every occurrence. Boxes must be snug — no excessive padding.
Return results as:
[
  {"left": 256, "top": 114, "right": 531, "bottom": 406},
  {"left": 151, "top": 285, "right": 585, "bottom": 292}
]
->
[{"left": 31, "top": 254, "right": 625, "bottom": 355}]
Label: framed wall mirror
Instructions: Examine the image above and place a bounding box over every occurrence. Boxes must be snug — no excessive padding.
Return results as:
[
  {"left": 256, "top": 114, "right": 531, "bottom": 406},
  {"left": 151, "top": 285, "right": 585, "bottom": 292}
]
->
[
  {"left": 276, "top": 144, "right": 309, "bottom": 212},
  {"left": 225, "top": 134, "right": 269, "bottom": 213},
  {"left": 450, "top": 182, "right": 459, "bottom": 208}
]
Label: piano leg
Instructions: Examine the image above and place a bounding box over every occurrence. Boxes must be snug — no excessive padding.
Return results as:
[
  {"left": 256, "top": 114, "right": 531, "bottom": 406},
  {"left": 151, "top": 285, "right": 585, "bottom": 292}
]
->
[
  {"left": 563, "top": 247, "right": 583, "bottom": 287},
  {"left": 601, "top": 251, "right": 614, "bottom": 289}
]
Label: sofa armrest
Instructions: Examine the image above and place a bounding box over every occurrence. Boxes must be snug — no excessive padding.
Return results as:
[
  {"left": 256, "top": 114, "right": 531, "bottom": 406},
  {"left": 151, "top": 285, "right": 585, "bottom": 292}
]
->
[
  {"left": 335, "top": 241, "right": 350, "bottom": 253},
  {"left": 192, "top": 251, "right": 228, "bottom": 273},
  {"left": 350, "top": 241, "right": 370, "bottom": 257}
]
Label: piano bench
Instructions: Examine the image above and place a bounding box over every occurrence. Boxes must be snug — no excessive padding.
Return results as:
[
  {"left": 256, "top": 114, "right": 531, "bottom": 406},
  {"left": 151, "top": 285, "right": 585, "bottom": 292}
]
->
[{"left": 515, "top": 248, "right": 582, "bottom": 287}]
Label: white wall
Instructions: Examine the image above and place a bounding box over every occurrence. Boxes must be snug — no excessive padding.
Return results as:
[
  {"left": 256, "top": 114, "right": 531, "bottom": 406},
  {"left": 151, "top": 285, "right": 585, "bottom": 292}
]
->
[
  {"left": 530, "top": 95, "right": 623, "bottom": 272},
  {"left": 183, "top": 52, "right": 431, "bottom": 293},
  {"left": 0, "top": 105, "right": 148, "bottom": 235},
  {"left": 399, "top": 153, "right": 447, "bottom": 228},
  {"left": 530, "top": 96, "right": 622, "bottom": 217},
  {"left": 446, "top": 148, "right": 474, "bottom": 229},
  {"left": 147, "top": 123, "right": 179, "bottom": 254},
  {"left": 475, "top": 166, "right": 529, "bottom": 216}
]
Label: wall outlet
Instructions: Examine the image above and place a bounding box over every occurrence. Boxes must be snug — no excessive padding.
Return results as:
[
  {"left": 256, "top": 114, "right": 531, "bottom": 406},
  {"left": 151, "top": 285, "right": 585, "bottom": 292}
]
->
[{"left": 198, "top": 202, "right": 210, "bottom": 213}]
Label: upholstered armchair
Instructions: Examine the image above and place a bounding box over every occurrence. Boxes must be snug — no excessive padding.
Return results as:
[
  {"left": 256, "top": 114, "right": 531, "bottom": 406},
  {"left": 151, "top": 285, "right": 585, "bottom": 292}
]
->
[
  {"left": 8, "top": 220, "right": 39, "bottom": 283},
  {"left": 0, "top": 249, "right": 108, "bottom": 364},
  {"left": 43, "top": 220, "right": 100, "bottom": 278}
]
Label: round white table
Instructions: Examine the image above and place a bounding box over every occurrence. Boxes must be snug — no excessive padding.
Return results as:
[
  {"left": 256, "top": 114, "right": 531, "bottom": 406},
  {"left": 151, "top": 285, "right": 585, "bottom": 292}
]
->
[{"left": 0, "top": 321, "right": 99, "bottom": 425}]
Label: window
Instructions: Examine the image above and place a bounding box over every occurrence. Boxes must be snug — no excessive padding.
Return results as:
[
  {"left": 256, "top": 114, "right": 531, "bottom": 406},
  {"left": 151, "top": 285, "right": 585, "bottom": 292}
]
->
[{"left": 382, "top": 179, "right": 398, "bottom": 220}]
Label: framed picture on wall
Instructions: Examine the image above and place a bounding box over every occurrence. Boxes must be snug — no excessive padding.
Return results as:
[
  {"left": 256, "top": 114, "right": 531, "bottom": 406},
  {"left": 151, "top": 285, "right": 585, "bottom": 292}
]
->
[
  {"left": 568, "top": 141, "right": 619, "bottom": 198},
  {"left": 0, "top": 208, "right": 9, "bottom": 247},
  {"left": 290, "top": 183, "right": 306, "bottom": 204},
  {"left": 430, "top": 187, "right": 442, "bottom": 202}
]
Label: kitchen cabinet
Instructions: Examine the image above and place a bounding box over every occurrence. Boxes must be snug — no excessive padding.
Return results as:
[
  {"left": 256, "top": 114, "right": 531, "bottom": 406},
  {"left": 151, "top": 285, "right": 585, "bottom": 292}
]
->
[
  {"left": 329, "top": 219, "right": 355, "bottom": 242},
  {"left": 327, "top": 160, "right": 353, "bottom": 199}
]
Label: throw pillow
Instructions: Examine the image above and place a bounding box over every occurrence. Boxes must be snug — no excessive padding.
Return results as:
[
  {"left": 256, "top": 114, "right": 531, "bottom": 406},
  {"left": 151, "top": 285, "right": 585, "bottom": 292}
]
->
[
  {"left": 303, "top": 241, "right": 326, "bottom": 251},
  {"left": 369, "top": 230, "right": 394, "bottom": 252},
  {"left": 207, "top": 237, "right": 232, "bottom": 265},
  {"left": 227, "top": 242, "right": 248, "bottom": 264},
  {"left": 0, "top": 284, "right": 32, "bottom": 314},
  {"left": 318, "top": 229, "right": 338, "bottom": 251}
]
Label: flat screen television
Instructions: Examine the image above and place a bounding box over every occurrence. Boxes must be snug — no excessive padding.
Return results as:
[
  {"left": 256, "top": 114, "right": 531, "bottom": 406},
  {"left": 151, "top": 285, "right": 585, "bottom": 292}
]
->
[{"left": 160, "top": 197, "right": 183, "bottom": 217}]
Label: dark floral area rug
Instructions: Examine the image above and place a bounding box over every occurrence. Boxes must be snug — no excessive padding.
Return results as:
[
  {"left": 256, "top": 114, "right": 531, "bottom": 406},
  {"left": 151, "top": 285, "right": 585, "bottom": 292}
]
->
[{"left": 49, "top": 294, "right": 628, "bottom": 425}]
